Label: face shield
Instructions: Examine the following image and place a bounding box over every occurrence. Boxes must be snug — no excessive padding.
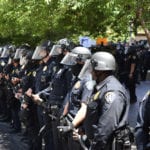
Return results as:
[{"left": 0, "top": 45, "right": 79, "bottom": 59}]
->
[
  {"left": 1, "top": 47, "right": 10, "bottom": 58},
  {"left": 14, "top": 48, "right": 26, "bottom": 60},
  {"left": 60, "top": 53, "right": 77, "bottom": 66},
  {"left": 20, "top": 55, "right": 28, "bottom": 66},
  {"left": 32, "top": 46, "right": 47, "bottom": 60},
  {"left": 49, "top": 45, "right": 62, "bottom": 56},
  {"left": 7, "top": 57, "right": 12, "bottom": 64},
  {"left": 0, "top": 47, "right": 3, "bottom": 56},
  {"left": 78, "top": 59, "right": 92, "bottom": 80}
]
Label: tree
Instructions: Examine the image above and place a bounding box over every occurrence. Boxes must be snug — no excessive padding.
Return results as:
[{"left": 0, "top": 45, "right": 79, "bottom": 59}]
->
[{"left": 0, "top": 0, "right": 149, "bottom": 45}]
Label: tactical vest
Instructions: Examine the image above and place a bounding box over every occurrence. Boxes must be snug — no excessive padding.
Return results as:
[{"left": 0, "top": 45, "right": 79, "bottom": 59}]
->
[
  {"left": 49, "top": 67, "right": 72, "bottom": 104},
  {"left": 40, "top": 61, "right": 58, "bottom": 91}
]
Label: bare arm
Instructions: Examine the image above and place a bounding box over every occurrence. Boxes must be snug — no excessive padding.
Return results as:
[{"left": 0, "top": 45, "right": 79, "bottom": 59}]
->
[{"left": 72, "top": 103, "right": 87, "bottom": 127}]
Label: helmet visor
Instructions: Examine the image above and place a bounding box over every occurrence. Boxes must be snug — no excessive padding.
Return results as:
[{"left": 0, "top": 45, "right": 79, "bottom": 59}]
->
[
  {"left": 1, "top": 47, "right": 10, "bottom": 58},
  {"left": 14, "top": 48, "right": 25, "bottom": 60},
  {"left": 32, "top": 46, "right": 47, "bottom": 60},
  {"left": 20, "top": 55, "right": 28, "bottom": 66},
  {"left": 49, "top": 45, "right": 62, "bottom": 56},
  {"left": 78, "top": 59, "right": 92, "bottom": 80},
  {"left": 0, "top": 47, "right": 3, "bottom": 55},
  {"left": 60, "top": 53, "right": 77, "bottom": 66}
]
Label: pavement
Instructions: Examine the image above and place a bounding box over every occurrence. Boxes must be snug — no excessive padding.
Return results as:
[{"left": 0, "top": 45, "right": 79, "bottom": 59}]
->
[
  {"left": 0, "top": 80, "right": 149, "bottom": 150},
  {"left": 129, "top": 80, "right": 150, "bottom": 150},
  {"left": 128, "top": 80, "right": 150, "bottom": 128},
  {"left": 0, "top": 122, "right": 29, "bottom": 150}
]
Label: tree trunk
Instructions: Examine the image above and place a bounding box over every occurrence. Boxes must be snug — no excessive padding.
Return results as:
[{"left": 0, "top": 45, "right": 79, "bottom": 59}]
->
[{"left": 137, "top": 8, "right": 150, "bottom": 44}]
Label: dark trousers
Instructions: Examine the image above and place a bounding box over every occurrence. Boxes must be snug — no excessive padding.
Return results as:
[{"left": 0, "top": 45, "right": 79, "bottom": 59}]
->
[
  {"left": 124, "top": 76, "right": 137, "bottom": 103},
  {"left": 140, "top": 67, "right": 148, "bottom": 81},
  {"left": 11, "top": 101, "right": 21, "bottom": 131}
]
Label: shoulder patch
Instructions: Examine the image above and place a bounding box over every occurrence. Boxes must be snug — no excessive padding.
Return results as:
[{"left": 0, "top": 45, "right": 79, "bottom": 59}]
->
[
  {"left": 93, "top": 91, "right": 100, "bottom": 101},
  {"left": 105, "top": 92, "right": 115, "bottom": 103}
]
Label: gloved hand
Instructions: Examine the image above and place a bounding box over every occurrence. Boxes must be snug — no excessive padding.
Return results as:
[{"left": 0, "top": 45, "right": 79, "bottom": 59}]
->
[{"left": 57, "top": 123, "right": 74, "bottom": 133}]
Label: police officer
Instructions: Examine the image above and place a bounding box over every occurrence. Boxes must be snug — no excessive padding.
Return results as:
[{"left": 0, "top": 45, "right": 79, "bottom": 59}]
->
[
  {"left": 135, "top": 91, "right": 150, "bottom": 150},
  {"left": 0, "top": 45, "right": 16, "bottom": 122},
  {"left": 0, "top": 46, "right": 8, "bottom": 119},
  {"left": 58, "top": 47, "right": 93, "bottom": 150},
  {"left": 32, "top": 40, "right": 55, "bottom": 150},
  {"left": 81, "top": 52, "right": 130, "bottom": 150},
  {"left": 10, "top": 45, "right": 32, "bottom": 133},
  {"left": 19, "top": 48, "right": 42, "bottom": 150},
  {"left": 29, "top": 40, "right": 75, "bottom": 150},
  {"left": 141, "top": 46, "right": 150, "bottom": 81},
  {"left": 47, "top": 47, "right": 77, "bottom": 150},
  {"left": 123, "top": 45, "right": 138, "bottom": 103},
  {"left": 115, "top": 43, "right": 125, "bottom": 83},
  {"left": 8, "top": 53, "right": 22, "bottom": 133}
]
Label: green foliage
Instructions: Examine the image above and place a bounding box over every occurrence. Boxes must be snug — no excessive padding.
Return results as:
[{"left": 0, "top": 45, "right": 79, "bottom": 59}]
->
[{"left": 0, "top": 0, "right": 149, "bottom": 45}]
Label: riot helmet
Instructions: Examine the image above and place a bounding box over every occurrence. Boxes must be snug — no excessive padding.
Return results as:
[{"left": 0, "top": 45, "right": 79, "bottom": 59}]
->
[
  {"left": 41, "top": 40, "right": 53, "bottom": 51},
  {"left": 78, "top": 59, "right": 92, "bottom": 80},
  {"left": 20, "top": 50, "right": 33, "bottom": 66},
  {"left": 60, "top": 53, "right": 77, "bottom": 66},
  {"left": 71, "top": 46, "right": 91, "bottom": 62},
  {"left": 60, "top": 46, "right": 91, "bottom": 66},
  {"left": 49, "top": 45, "right": 62, "bottom": 57},
  {"left": 1, "top": 45, "right": 16, "bottom": 59},
  {"left": 78, "top": 52, "right": 116, "bottom": 82},
  {"left": 57, "top": 38, "right": 75, "bottom": 52},
  {"left": 0, "top": 47, "right": 3, "bottom": 56},
  {"left": 32, "top": 40, "right": 53, "bottom": 60},
  {"left": 14, "top": 47, "right": 27, "bottom": 60},
  {"left": 91, "top": 52, "right": 116, "bottom": 71}
]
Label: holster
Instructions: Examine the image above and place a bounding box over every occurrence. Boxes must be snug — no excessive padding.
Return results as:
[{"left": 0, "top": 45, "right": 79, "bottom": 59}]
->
[{"left": 113, "top": 126, "right": 134, "bottom": 150}]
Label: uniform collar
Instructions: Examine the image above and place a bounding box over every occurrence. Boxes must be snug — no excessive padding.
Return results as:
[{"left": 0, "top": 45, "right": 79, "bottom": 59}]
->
[{"left": 96, "top": 75, "right": 114, "bottom": 90}]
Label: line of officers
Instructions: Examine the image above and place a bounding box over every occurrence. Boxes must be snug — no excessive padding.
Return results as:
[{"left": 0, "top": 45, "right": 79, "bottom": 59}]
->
[
  {"left": 0, "top": 38, "right": 148, "bottom": 150},
  {"left": 114, "top": 41, "right": 150, "bottom": 104}
]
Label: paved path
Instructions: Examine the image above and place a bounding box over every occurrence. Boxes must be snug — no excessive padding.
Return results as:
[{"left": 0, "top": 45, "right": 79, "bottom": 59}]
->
[
  {"left": 128, "top": 80, "right": 150, "bottom": 127},
  {"left": 129, "top": 80, "right": 150, "bottom": 150},
  {"left": 0, "top": 122, "right": 29, "bottom": 150}
]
